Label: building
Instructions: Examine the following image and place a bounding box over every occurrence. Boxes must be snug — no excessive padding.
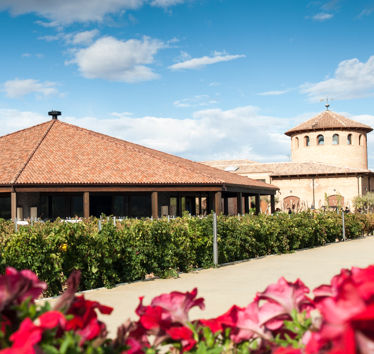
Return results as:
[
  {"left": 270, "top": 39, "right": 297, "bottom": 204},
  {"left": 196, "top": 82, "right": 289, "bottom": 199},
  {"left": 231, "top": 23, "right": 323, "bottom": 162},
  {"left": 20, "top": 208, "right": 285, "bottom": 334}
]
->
[
  {"left": 0, "top": 112, "right": 277, "bottom": 220},
  {"left": 204, "top": 108, "right": 374, "bottom": 211}
]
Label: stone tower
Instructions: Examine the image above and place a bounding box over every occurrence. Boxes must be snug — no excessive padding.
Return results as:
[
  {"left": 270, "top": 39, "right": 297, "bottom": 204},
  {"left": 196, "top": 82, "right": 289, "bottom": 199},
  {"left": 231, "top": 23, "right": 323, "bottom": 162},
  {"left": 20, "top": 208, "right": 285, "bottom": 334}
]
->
[{"left": 285, "top": 110, "right": 373, "bottom": 170}]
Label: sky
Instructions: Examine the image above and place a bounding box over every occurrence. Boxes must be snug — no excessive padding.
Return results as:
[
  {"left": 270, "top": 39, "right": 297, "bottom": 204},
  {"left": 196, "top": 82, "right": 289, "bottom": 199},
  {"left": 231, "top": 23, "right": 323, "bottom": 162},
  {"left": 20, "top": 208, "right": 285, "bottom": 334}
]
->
[{"left": 1, "top": 0, "right": 374, "bottom": 167}]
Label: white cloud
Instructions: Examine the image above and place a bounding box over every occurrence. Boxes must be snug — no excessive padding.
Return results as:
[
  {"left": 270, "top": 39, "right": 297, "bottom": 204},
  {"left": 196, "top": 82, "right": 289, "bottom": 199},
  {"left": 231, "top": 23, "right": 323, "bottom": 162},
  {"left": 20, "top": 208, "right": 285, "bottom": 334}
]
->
[
  {"left": 3, "top": 79, "right": 58, "bottom": 98},
  {"left": 169, "top": 52, "right": 245, "bottom": 70},
  {"left": 174, "top": 95, "right": 218, "bottom": 108},
  {"left": 312, "top": 12, "right": 333, "bottom": 21},
  {"left": 258, "top": 90, "right": 289, "bottom": 96},
  {"left": 0, "top": 0, "right": 188, "bottom": 25},
  {"left": 0, "top": 106, "right": 294, "bottom": 163},
  {"left": 301, "top": 56, "right": 374, "bottom": 101},
  {"left": 70, "top": 30, "right": 99, "bottom": 45},
  {"left": 0, "top": 0, "right": 145, "bottom": 25},
  {"left": 67, "top": 36, "right": 165, "bottom": 82},
  {"left": 151, "top": 0, "right": 186, "bottom": 7}
]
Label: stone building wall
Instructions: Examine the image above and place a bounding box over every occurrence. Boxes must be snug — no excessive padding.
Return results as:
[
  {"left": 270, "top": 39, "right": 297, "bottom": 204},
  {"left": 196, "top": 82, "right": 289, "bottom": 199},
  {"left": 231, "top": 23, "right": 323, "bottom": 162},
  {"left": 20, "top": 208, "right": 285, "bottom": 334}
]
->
[{"left": 290, "top": 130, "right": 368, "bottom": 169}]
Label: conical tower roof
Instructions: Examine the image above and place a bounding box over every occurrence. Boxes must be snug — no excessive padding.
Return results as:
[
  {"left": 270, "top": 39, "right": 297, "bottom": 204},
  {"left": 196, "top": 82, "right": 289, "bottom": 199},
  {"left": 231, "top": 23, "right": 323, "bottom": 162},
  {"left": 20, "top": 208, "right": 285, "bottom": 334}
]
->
[{"left": 285, "top": 110, "right": 372, "bottom": 136}]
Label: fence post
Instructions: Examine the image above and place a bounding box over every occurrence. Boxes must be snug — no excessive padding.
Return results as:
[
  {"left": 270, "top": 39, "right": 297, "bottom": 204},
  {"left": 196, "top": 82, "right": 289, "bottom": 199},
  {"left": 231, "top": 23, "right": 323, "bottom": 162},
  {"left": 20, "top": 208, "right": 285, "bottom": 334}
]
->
[
  {"left": 98, "top": 219, "right": 102, "bottom": 231},
  {"left": 213, "top": 212, "right": 218, "bottom": 266},
  {"left": 113, "top": 216, "right": 116, "bottom": 226},
  {"left": 342, "top": 210, "right": 346, "bottom": 241}
]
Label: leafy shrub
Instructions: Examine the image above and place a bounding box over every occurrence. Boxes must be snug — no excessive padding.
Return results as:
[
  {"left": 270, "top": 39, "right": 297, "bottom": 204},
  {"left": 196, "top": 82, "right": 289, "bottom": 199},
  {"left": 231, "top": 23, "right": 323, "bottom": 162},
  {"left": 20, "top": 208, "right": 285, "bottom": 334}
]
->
[{"left": 0, "top": 211, "right": 370, "bottom": 296}]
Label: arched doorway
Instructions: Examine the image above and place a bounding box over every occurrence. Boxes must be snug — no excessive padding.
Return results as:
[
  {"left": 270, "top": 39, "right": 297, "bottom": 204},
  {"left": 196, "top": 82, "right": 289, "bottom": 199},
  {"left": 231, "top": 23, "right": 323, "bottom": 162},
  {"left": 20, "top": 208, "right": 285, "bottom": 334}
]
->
[
  {"left": 327, "top": 195, "right": 344, "bottom": 209},
  {"left": 283, "top": 196, "right": 300, "bottom": 212}
]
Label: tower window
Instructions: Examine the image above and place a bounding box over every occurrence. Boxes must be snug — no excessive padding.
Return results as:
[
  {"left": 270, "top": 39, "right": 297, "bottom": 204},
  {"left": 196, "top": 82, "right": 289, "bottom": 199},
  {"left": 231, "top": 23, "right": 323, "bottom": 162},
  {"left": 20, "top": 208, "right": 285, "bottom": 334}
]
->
[
  {"left": 304, "top": 136, "right": 310, "bottom": 146},
  {"left": 332, "top": 134, "right": 339, "bottom": 145},
  {"left": 317, "top": 134, "right": 324, "bottom": 145},
  {"left": 347, "top": 134, "right": 352, "bottom": 145}
]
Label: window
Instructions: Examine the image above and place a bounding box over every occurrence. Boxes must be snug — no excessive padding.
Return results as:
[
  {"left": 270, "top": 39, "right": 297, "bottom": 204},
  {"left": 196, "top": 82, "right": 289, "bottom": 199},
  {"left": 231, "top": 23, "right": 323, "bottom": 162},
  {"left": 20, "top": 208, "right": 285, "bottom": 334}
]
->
[
  {"left": 317, "top": 134, "right": 324, "bottom": 145},
  {"left": 347, "top": 134, "right": 352, "bottom": 145},
  {"left": 295, "top": 137, "right": 299, "bottom": 148},
  {"left": 304, "top": 136, "right": 310, "bottom": 146},
  {"left": 332, "top": 134, "right": 339, "bottom": 145}
]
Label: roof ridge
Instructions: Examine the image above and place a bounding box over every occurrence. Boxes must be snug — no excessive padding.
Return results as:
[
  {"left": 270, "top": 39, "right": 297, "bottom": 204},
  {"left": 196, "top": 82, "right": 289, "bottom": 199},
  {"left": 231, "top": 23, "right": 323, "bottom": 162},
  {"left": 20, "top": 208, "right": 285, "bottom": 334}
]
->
[
  {"left": 11, "top": 120, "right": 55, "bottom": 184},
  {"left": 54, "top": 120, "right": 223, "bottom": 184},
  {"left": 0, "top": 120, "right": 52, "bottom": 141}
]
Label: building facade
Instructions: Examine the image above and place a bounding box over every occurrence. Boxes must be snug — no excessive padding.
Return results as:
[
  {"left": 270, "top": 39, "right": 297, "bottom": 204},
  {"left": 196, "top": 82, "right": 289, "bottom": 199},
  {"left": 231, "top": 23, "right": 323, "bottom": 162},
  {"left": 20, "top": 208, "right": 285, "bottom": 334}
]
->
[
  {"left": 0, "top": 112, "right": 277, "bottom": 220},
  {"left": 204, "top": 109, "right": 374, "bottom": 211}
]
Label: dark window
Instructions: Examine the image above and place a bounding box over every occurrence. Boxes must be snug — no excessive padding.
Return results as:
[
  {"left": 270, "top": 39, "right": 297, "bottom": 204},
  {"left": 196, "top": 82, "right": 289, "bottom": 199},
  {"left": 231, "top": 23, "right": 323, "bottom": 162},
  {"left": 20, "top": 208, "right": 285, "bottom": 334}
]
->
[
  {"left": 0, "top": 196, "right": 11, "bottom": 219},
  {"left": 169, "top": 197, "right": 177, "bottom": 216},
  {"left": 129, "top": 195, "right": 151, "bottom": 218},
  {"left": 317, "top": 134, "right": 324, "bottom": 145},
  {"left": 332, "top": 134, "right": 339, "bottom": 145},
  {"left": 113, "top": 196, "right": 125, "bottom": 216},
  {"left": 347, "top": 134, "right": 352, "bottom": 145},
  {"left": 304, "top": 136, "right": 310, "bottom": 146}
]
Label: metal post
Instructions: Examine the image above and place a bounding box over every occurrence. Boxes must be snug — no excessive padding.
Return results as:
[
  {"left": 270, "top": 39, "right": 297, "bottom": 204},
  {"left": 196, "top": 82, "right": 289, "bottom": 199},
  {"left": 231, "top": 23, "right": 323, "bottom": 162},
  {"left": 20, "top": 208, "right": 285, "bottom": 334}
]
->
[
  {"left": 98, "top": 219, "right": 102, "bottom": 231},
  {"left": 342, "top": 210, "right": 346, "bottom": 241},
  {"left": 113, "top": 216, "right": 116, "bottom": 226},
  {"left": 213, "top": 212, "right": 218, "bottom": 266}
]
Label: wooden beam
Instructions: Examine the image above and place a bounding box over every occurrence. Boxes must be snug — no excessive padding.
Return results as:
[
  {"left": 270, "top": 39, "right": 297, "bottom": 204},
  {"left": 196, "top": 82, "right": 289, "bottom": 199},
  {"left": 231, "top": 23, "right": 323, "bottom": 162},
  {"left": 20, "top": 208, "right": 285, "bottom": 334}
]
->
[
  {"left": 83, "top": 192, "right": 90, "bottom": 218},
  {"left": 151, "top": 191, "right": 158, "bottom": 219},
  {"left": 255, "top": 194, "right": 260, "bottom": 215},
  {"left": 214, "top": 191, "right": 222, "bottom": 215},
  {"left": 271, "top": 194, "right": 275, "bottom": 214},
  {"left": 0, "top": 187, "right": 12, "bottom": 193},
  {"left": 237, "top": 192, "right": 243, "bottom": 215},
  {"left": 14, "top": 185, "right": 222, "bottom": 193},
  {"left": 11, "top": 192, "right": 16, "bottom": 220}
]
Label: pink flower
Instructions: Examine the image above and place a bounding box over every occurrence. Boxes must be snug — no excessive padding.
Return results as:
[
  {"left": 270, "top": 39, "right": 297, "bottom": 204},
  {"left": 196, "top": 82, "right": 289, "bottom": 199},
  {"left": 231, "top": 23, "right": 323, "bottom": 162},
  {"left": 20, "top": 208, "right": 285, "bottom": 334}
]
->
[
  {"left": 149, "top": 288, "right": 205, "bottom": 324},
  {"left": 0, "top": 267, "right": 47, "bottom": 311}
]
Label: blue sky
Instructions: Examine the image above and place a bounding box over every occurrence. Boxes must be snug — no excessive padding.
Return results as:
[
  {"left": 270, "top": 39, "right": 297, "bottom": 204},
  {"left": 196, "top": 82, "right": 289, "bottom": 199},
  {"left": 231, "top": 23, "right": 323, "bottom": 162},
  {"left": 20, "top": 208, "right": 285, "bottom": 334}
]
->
[{"left": 1, "top": 0, "right": 374, "bottom": 166}]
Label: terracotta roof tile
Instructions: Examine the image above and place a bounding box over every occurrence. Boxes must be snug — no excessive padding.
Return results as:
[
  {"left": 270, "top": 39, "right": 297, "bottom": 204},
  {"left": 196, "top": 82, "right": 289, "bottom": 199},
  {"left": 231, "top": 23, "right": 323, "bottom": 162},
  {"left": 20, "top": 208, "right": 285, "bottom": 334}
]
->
[
  {"left": 203, "top": 160, "right": 371, "bottom": 177},
  {"left": 285, "top": 111, "right": 372, "bottom": 136},
  {"left": 0, "top": 119, "right": 276, "bottom": 191}
]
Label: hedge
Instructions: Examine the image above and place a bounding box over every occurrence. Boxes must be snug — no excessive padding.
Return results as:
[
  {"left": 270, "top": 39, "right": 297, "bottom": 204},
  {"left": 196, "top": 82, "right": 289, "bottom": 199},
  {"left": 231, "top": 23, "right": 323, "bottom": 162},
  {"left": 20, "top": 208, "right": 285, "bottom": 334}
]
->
[{"left": 0, "top": 211, "right": 372, "bottom": 296}]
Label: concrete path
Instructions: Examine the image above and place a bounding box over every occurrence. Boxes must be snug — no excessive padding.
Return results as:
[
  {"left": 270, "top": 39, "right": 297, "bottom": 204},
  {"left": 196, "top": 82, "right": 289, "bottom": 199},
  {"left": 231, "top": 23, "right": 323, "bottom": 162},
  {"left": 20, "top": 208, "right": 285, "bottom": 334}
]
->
[{"left": 79, "top": 237, "right": 374, "bottom": 335}]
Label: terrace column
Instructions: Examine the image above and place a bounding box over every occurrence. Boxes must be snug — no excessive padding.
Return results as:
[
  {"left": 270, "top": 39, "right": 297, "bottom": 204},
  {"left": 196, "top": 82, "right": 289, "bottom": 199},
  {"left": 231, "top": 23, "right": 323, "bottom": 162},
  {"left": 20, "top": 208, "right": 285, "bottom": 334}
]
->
[
  {"left": 214, "top": 191, "right": 222, "bottom": 215},
  {"left": 151, "top": 191, "right": 159, "bottom": 219},
  {"left": 11, "top": 191, "right": 16, "bottom": 221},
  {"left": 271, "top": 194, "right": 275, "bottom": 214},
  {"left": 237, "top": 192, "right": 243, "bottom": 215},
  {"left": 223, "top": 196, "right": 229, "bottom": 215},
  {"left": 244, "top": 195, "right": 249, "bottom": 214},
  {"left": 255, "top": 194, "right": 260, "bottom": 215},
  {"left": 83, "top": 192, "right": 90, "bottom": 218}
]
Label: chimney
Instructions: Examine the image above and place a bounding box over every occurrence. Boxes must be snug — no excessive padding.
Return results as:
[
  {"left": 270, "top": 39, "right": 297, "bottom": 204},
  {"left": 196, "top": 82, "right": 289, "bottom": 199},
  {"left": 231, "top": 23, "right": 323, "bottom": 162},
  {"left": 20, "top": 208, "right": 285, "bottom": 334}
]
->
[{"left": 48, "top": 110, "right": 61, "bottom": 120}]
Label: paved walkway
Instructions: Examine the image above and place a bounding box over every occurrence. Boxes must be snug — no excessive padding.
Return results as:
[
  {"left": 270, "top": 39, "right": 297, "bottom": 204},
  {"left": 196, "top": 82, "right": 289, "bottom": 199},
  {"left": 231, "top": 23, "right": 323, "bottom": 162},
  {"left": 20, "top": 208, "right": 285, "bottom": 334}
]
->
[{"left": 80, "top": 237, "right": 374, "bottom": 335}]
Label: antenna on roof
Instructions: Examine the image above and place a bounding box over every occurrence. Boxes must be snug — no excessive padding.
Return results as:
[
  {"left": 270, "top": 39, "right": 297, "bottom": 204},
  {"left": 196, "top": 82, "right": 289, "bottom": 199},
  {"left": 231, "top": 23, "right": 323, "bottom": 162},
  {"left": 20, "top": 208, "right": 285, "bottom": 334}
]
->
[
  {"left": 320, "top": 98, "right": 333, "bottom": 111},
  {"left": 48, "top": 110, "right": 61, "bottom": 120}
]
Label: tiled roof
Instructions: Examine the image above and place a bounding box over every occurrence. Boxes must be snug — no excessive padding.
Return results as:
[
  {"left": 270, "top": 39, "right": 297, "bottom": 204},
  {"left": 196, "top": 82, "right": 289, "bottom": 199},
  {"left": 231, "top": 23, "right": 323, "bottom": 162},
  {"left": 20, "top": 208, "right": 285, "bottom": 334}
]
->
[
  {"left": 0, "top": 119, "right": 276, "bottom": 190},
  {"left": 203, "top": 160, "right": 371, "bottom": 177},
  {"left": 285, "top": 110, "right": 372, "bottom": 136}
]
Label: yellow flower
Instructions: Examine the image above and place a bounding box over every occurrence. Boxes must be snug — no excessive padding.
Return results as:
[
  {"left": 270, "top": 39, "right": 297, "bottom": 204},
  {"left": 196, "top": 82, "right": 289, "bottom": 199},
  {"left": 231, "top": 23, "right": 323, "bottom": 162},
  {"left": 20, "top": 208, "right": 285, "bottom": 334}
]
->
[{"left": 60, "top": 243, "right": 67, "bottom": 252}]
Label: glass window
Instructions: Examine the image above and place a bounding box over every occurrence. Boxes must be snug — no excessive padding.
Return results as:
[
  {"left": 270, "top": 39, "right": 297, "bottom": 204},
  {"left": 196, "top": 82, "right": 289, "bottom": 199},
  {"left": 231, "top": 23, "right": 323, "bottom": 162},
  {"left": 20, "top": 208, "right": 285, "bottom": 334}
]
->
[
  {"left": 113, "top": 196, "right": 124, "bottom": 217},
  {"left": 304, "top": 136, "right": 310, "bottom": 146},
  {"left": 317, "top": 135, "right": 324, "bottom": 145},
  {"left": 347, "top": 134, "right": 352, "bottom": 145},
  {"left": 71, "top": 196, "right": 83, "bottom": 217},
  {"left": 169, "top": 197, "right": 177, "bottom": 216},
  {"left": 332, "top": 134, "right": 339, "bottom": 145}
]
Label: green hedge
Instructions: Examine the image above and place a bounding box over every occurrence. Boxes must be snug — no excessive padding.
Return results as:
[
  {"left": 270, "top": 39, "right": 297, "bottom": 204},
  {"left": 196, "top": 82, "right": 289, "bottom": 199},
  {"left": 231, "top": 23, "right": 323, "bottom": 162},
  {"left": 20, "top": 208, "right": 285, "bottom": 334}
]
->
[{"left": 0, "top": 211, "right": 371, "bottom": 296}]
